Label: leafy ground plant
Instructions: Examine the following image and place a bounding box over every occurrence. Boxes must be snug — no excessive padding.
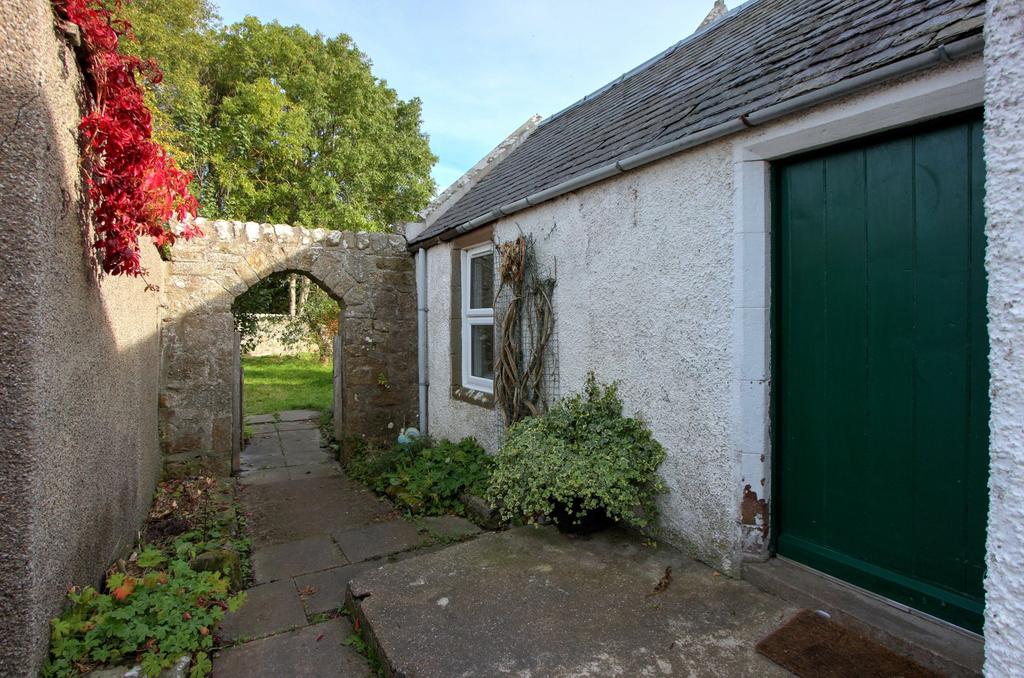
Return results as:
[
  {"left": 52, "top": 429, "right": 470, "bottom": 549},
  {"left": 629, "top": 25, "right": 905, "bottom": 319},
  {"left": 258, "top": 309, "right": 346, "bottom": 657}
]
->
[
  {"left": 43, "top": 478, "right": 249, "bottom": 677},
  {"left": 487, "top": 373, "right": 667, "bottom": 530},
  {"left": 44, "top": 560, "right": 242, "bottom": 677},
  {"left": 347, "top": 437, "right": 493, "bottom": 515}
]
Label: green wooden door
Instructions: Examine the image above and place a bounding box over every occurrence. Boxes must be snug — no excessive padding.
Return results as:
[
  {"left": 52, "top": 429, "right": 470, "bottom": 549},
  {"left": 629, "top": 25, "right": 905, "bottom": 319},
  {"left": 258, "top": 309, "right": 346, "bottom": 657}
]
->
[{"left": 774, "top": 113, "right": 988, "bottom": 632}]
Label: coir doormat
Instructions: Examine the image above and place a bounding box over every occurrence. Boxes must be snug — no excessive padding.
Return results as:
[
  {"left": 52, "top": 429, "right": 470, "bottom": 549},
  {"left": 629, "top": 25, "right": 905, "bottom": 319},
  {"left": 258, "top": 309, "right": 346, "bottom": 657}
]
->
[{"left": 755, "top": 609, "right": 942, "bottom": 678}]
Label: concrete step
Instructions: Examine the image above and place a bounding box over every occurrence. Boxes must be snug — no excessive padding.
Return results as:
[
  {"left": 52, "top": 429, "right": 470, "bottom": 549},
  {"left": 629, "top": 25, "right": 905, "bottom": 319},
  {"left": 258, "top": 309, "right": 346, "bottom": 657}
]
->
[
  {"left": 742, "top": 557, "right": 983, "bottom": 677},
  {"left": 346, "top": 526, "right": 796, "bottom": 678}
]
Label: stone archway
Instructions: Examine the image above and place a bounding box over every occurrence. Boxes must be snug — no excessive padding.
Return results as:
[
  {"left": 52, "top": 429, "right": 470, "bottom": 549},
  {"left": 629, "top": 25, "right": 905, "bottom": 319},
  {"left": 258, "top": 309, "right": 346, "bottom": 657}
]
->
[{"left": 160, "top": 218, "right": 416, "bottom": 476}]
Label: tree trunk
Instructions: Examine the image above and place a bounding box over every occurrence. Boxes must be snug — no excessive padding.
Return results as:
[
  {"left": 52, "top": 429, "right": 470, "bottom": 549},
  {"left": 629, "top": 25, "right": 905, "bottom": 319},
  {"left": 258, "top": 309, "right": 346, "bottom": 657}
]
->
[
  {"left": 288, "top": 274, "right": 297, "bottom": 316},
  {"left": 298, "top": 277, "right": 310, "bottom": 313}
]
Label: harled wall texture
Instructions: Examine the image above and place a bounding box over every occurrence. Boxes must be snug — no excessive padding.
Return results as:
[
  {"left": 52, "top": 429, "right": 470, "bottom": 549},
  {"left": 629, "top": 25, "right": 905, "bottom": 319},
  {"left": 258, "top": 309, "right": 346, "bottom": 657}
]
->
[
  {"left": 425, "top": 140, "right": 740, "bottom": 574},
  {"left": 982, "top": 0, "right": 1024, "bottom": 671},
  {"left": 422, "top": 58, "right": 995, "bottom": 582},
  {"left": 0, "top": 0, "right": 165, "bottom": 673}
]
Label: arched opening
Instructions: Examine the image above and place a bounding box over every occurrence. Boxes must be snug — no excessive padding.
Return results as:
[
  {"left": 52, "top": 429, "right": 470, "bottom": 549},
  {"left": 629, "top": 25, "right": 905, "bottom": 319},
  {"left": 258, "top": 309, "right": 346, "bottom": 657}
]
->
[
  {"left": 158, "top": 222, "right": 417, "bottom": 477},
  {"left": 231, "top": 271, "right": 343, "bottom": 479}
]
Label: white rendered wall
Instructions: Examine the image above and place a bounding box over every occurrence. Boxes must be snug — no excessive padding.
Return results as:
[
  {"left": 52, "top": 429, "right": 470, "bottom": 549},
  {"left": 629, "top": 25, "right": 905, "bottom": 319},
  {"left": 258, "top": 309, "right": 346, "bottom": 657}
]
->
[
  {"left": 423, "top": 57, "right": 988, "bottom": 578},
  {"left": 495, "top": 143, "right": 738, "bottom": 572},
  {"left": 982, "top": 0, "right": 1024, "bottom": 670},
  {"left": 427, "top": 141, "right": 742, "bottom": 574},
  {"left": 425, "top": 241, "right": 502, "bottom": 452}
]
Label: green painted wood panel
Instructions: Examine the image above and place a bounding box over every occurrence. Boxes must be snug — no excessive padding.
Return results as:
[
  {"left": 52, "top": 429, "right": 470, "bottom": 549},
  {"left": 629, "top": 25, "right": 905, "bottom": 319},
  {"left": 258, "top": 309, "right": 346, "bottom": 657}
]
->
[{"left": 774, "top": 113, "right": 988, "bottom": 632}]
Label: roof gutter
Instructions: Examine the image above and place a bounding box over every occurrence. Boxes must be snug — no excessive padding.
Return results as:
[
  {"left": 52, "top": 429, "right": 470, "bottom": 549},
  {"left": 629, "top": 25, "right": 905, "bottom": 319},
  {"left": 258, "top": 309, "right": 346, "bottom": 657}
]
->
[{"left": 409, "top": 33, "right": 983, "bottom": 252}]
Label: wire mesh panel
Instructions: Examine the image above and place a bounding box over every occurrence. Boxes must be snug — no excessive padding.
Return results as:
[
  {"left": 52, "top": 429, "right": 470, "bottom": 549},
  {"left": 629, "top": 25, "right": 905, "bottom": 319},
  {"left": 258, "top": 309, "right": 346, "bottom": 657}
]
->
[{"left": 493, "top": 235, "right": 558, "bottom": 438}]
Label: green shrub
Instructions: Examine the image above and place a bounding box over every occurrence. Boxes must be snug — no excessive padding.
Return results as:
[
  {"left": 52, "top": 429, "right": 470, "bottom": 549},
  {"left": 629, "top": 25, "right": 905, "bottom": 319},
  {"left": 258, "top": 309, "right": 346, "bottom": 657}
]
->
[
  {"left": 486, "top": 373, "right": 667, "bottom": 529},
  {"left": 347, "top": 437, "right": 493, "bottom": 515},
  {"left": 43, "top": 557, "right": 244, "bottom": 677}
]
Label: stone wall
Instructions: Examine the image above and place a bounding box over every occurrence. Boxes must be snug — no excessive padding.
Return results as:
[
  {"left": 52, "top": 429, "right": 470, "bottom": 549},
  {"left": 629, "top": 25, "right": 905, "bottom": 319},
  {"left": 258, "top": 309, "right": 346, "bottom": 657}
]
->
[
  {"left": 243, "top": 314, "right": 318, "bottom": 357},
  {"left": 983, "top": 0, "right": 1024, "bottom": 671},
  {"left": 161, "top": 219, "right": 417, "bottom": 475},
  {"left": 0, "top": 1, "right": 165, "bottom": 672}
]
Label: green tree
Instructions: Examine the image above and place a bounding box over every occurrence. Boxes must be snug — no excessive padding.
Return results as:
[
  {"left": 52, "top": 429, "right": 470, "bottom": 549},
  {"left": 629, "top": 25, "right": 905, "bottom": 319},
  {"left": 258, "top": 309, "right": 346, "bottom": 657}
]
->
[
  {"left": 118, "top": 4, "right": 436, "bottom": 231},
  {"left": 230, "top": 272, "right": 291, "bottom": 352},
  {"left": 117, "top": 0, "right": 219, "bottom": 184},
  {"left": 120, "top": 2, "right": 435, "bottom": 340},
  {"left": 282, "top": 285, "right": 340, "bottom": 364}
]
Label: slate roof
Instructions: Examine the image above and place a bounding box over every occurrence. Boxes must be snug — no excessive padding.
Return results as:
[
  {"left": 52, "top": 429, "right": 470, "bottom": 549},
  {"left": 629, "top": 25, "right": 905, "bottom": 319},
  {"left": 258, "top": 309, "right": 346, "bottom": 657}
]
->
[{"left": 411, "top": 0, "right": 984, "bottom": 246}]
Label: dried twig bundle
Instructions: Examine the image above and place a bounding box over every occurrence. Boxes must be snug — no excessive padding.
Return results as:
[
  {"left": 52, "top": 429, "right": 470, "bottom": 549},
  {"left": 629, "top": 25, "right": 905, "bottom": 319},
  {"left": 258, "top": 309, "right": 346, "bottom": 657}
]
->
[{"left": 494, "top": 235, "right": 554, "bottom": 427}]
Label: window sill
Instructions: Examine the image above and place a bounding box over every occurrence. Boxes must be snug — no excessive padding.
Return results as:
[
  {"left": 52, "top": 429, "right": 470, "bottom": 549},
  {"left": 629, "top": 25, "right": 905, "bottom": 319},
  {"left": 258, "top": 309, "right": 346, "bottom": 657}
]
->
[{"left": 451, "top": 384, "right": 494, "bottom": 410}]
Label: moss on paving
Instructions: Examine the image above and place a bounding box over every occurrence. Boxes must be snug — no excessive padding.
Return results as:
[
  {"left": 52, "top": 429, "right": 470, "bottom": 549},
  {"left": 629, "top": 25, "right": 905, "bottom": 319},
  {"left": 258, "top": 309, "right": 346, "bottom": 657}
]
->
[{"left": 243, "top": 354, "right": 332, "bottom": 416}]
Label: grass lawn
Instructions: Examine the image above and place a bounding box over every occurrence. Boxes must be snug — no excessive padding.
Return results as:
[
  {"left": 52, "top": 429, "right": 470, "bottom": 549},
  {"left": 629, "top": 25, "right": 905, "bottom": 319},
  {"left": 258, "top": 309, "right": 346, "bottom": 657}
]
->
[{"left": 242, "top": 353, "right": 332, "bottom": 416}]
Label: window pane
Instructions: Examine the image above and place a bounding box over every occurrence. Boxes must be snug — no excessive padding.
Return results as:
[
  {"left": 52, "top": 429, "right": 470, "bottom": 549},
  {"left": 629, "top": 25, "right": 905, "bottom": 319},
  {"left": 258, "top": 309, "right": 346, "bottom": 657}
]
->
[
  {"left": 469, "top": 253, "right": 494, "bottom": 309},
  {"left": 470, "top": 323, "right": 494, "bottom": 380}
]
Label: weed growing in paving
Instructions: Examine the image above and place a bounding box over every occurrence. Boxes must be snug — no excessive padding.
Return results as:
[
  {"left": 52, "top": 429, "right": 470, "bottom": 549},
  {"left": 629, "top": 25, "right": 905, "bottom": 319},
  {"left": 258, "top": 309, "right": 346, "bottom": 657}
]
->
[
  {"left": 307, "top": 607, "right": 347, "bottom": 625},
  {"left": 343, "top": 619, "right": 385, "bottom": 677},
  {"left": 411, "top": 519, "right": 476, "bottom": 546}
]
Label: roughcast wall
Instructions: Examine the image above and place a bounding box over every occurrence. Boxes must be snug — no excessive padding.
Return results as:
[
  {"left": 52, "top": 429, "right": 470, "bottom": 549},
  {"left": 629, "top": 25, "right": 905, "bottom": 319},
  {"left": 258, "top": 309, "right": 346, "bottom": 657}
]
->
[{"left": 0, "top": 1, "right": 165, "bottom": 673}]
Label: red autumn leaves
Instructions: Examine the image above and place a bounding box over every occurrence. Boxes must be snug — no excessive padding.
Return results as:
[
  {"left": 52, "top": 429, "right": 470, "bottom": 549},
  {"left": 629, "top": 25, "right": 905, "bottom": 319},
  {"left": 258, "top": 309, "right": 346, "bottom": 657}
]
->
[{"left": 54, "top": 0, "right": 201, "bottom": 277}]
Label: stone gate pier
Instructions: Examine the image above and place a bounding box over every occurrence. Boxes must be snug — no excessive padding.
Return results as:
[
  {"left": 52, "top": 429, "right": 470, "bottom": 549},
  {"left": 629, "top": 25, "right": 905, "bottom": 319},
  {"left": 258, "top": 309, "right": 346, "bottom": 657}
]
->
[{"left": 160, "top": 218, "right": 417, "bottom": 476}]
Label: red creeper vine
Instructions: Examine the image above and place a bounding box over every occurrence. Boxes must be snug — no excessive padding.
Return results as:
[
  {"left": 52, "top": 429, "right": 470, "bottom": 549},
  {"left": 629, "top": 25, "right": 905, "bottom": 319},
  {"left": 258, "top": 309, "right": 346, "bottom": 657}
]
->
[{"left": 53, "top": 0, "right": 201, "bottom": 278}]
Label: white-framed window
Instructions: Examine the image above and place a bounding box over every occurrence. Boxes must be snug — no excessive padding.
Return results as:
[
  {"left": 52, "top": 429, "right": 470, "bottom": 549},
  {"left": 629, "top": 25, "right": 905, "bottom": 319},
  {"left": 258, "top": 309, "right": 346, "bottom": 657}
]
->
[{"left": 461, "top": 243, "right": 495, "bottom": 393}]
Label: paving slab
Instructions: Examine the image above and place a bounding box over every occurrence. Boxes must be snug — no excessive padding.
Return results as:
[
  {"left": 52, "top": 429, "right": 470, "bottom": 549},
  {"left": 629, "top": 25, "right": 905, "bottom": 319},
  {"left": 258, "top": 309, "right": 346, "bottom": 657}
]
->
[
  {"left": 253, "top": 536, "right": 347, "bottom": 583},
  {"left": 213, "top": 620, "right": 370, "bottom": 677},
  {"left": 333, "top": 520, "right": 425, "bottom": 563},
  {"left": 348, "top": 526, "right": 796, "bottom": 677},
  {"left": 287, "top": 463, "right": 342, "bottom": 480},
  {"left": 277, "top": 409, "right": 322, "bottom": 422},
  {"left": 240, "top": 457, "right": 287, "bottom": 473},
  {"left": 241, "top": 476, "right": 395, "bottom": 547},
  {"left": 279, "top": 434, "right": 323, "bottom": 455},
  {"left": 296, "top": 562, "right": 380, "bottom": 615},
  {"left": 248, "top": 422, "right": 278, "bottom": 435},
  {"left": 279, "top": 427, "right": 322, "bottom": 442},
  {"left": 218, "top": 580, "right": 307, "bottom": 642},
  {"left": 240, "top": 448, "right": 286, "bottom": 468},
  {"left": 243, "top": 435, "right": 282, "bottom": 454},
  {"left": 420, "top": 515, "right": 481, "bottom": 540},
  {"left": 285, "top": 448, "right": 333, "bottom": 467},
  {"left": 276, "top": 419, "right": 319, "bottom": 432},
  {"left": 238, "top": 468, "right": 291, "bottom": 486},
  {"left": 245, "top": 413, "right": 276, "bottom": 424}
]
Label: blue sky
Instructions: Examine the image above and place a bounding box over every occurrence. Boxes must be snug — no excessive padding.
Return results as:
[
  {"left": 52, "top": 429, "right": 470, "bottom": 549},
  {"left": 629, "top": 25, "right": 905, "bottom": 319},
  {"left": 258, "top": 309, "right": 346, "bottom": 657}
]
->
[{"left": 214, "top": 0, "right": 747, "bottom": 193}]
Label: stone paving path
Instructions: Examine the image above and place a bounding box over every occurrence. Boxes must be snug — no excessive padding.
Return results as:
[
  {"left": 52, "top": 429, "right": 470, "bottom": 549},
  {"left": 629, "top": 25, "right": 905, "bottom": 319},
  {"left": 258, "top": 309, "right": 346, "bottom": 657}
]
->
[{"left": 213, "top": 410, "right": 480, "bottom": 676}]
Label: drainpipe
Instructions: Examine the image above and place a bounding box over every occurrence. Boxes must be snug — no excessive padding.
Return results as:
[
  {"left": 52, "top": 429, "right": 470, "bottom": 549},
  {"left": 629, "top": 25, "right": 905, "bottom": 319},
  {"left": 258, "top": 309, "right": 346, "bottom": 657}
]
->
[{"left": 416, "top": 247, "right": 429, "bottom": 435}]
